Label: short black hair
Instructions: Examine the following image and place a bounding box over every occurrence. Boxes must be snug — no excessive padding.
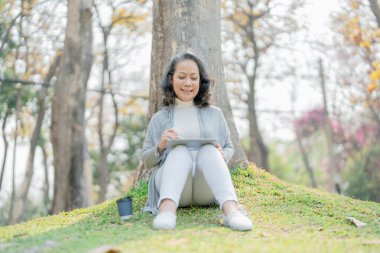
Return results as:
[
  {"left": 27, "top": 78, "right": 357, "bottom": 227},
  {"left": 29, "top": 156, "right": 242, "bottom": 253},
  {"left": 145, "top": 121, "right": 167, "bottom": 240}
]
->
[{"left": 161, "top": 51, "right": 213, "bottom": 108}]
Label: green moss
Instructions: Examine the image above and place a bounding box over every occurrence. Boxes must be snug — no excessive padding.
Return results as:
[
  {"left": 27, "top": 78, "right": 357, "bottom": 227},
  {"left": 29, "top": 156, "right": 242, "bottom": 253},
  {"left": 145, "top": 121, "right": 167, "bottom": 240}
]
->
[{"left": 1, "top": 165, "right": 379, "bottom": 253}]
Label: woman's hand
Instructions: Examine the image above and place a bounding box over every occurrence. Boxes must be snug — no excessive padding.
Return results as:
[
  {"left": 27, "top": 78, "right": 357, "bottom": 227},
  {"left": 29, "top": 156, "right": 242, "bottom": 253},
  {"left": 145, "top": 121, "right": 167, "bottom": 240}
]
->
[
  {"left": 215, "top": 144, "right": 225, "bottom": 160},
  {"left": 158, "top": 128, "right": 179, "bottom": 153}
]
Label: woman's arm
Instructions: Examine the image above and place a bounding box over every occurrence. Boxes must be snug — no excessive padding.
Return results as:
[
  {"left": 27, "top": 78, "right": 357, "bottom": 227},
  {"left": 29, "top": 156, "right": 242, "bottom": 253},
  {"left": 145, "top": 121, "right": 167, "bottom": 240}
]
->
[
  {"left": 142, "top": 114, "right": 163, "bottom": 169},
  {"left": 219, "top": 110, "right": 234, "bottom": 163}
]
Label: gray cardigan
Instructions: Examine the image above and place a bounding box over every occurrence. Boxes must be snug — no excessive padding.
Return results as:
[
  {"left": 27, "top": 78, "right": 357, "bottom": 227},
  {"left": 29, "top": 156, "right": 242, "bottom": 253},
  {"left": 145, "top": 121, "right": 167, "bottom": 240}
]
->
[{"left": 141, "top": 105, "right": 234, "bottom": 214}]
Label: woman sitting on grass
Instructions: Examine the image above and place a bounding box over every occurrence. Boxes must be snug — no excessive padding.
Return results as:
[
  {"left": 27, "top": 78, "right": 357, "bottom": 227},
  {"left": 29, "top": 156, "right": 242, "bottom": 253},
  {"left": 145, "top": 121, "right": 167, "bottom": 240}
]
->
[{"left": 142, "top": 51, "right": 252, "bottom": 231}]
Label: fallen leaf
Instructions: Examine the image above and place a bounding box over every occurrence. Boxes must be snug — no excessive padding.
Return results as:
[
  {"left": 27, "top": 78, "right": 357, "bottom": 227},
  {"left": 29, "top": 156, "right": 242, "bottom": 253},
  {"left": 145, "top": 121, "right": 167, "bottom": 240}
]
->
[
  {"left": 87, "top": 245, "right": 121, "bottom": 253},
  {"left": 347, "top": 217, "right": 366, "bottom": 227}
]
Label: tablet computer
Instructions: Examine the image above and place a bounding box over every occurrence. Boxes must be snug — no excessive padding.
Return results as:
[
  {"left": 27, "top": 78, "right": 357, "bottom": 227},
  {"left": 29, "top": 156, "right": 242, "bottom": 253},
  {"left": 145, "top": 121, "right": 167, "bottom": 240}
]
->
[{"left": 166, "top": 138, "right": 217, "bottom": 151}]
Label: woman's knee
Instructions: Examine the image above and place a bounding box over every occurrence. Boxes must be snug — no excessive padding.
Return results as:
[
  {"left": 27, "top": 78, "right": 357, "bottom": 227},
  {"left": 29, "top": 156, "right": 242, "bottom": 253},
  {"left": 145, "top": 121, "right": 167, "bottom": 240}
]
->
[
  {"left": 169, "top": 145, "right": 191, "bottom": 158},
  {"left": 167, "top": 145, "right": 193, "bottom": 166},
  {"left": 197, "top": 144, "right": 218, "bottom": 161}
]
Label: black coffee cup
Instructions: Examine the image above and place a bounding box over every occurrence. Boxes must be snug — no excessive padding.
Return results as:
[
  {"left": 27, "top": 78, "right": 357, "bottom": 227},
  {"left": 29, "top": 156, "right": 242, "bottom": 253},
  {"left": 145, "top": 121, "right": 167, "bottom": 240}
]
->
[{"left": 116, "top": 196, "right": 133, "bottom": 221}]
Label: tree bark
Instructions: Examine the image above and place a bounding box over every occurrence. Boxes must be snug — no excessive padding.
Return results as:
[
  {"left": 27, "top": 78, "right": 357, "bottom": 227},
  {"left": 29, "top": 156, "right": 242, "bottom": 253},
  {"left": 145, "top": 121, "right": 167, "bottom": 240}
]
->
[
  {"left": 83, "top": 142, "right": 94, "bottom": 206},
  {"left": 10, "top": 55, "right": 60, "bottom": 224},
  {"left": 369, "top": 0, "right": 380, "bottom": 27},
  {"left": 148, "top": 0, "right": 247, "bottom": 167},
  {"left": 40, "top": 143, "right": 50, "bottom": 211},
  {"left": 247, "top": 74, "right": 269, "bottom": 170},
  {"left": 0, "top": 108, "right": 10, "bottom": 190},
  {"left": 295, "top": 130, "right": 317, "bottom": 188},
  {"left": 7, "top": 88, "right": 21, "bottom": 224},
  {"left": 51, "top": 0, "right": 93, "bottom": 213},
  {"left": 319, "top": 59, "right": 342, "bottom": 194}
]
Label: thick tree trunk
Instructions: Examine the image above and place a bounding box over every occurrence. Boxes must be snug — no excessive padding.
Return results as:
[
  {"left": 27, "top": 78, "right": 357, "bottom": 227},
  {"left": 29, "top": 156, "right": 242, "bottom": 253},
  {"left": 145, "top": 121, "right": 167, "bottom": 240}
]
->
[
  {"left": 369, "top": 0, "right": 380, "bottom": 27},
  {"left": 51, "top": 0, "right": 93, "bottom": 213},
  {"left": 319, "top": 59, "right": 342, "bottom": 194},
  {"left": 10, "top": 55, "right": 60, "bottom": 224},
  {"left": 149, "top": 0, "right": 247, "bottom": 167}
]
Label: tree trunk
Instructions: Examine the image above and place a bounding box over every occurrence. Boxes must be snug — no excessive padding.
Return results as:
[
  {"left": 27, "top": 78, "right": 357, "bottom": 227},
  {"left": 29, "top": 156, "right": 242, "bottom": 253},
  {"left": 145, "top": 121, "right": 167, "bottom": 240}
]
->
[
  {"left": 369, "top": 0, "right": 380, "bottom": 27},
  {"left": 7, "top": 89, "right": 21, "bottom": 224},
  {"left": 40, "top": 143, "right": 50, "bottom": 211},
  {"left": 148, "top": 0, "right": 247, "bottom": 167},
  {"left": 10, "top": 55, "right": 60, "bottom": 224},
  {"left": 319, "top": 59, "right": 342, "bottom": 194},
  {"left": 247, "top": 75, "right": 269, "bottom": 170},
  {"left": 51, "top": 0, "right": 93, "bottom": 213},
  {"left": 83, "top": 142, "right": 94, "bottom": 206},
  {"left": 96, "top": 32, "right": 119, "bottom": 203},
  {"left": 244, "top": 14, "right": 269, "bottom": 171},
  {"left": 0, "top": 108, "right": 10, "bottom": 190},
  {"left": 295, "top": 130, "right": 317, "bottom": 188}
]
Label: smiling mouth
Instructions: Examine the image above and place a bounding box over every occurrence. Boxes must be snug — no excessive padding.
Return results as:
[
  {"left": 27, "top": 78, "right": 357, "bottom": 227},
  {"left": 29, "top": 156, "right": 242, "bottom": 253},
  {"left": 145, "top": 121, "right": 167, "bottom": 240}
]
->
[{"left": 181, "top": 89, "right": 193, "bottom": 93}]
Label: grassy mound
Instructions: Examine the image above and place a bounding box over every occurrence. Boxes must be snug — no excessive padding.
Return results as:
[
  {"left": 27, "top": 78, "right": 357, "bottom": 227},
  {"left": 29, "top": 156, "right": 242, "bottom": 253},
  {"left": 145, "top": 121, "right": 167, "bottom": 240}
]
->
[{"left": 0, "top": 165, "right": 379, "bottom": 253}]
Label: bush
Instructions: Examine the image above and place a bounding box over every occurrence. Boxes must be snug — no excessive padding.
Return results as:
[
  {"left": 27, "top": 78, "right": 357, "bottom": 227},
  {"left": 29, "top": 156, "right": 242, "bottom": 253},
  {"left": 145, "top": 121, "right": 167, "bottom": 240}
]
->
[{"left": 343, "top": 145, "right": 380, "bottom": 202}]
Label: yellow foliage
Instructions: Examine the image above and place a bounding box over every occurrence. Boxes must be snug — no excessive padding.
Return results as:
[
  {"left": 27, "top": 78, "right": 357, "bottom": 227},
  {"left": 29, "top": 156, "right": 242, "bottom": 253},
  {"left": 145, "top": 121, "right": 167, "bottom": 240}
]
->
[
  {"left": 374, "top": 29, "right": 380, "bottom": 39},
  {"left": 351, "top": 16, "right": 360, "bottom": 24},
  {"left": 36, "top": 66, "right": 47, "bottom": 76},
  {"left": 252, "top": 10, "right": 261, "bottom": 17},
  {"left": 350, "top": 96, "right": 358, "bottom": 104},
  {"left": 112, "top": 8, "right": 147, "bottom": 27},
  {"left": 56, "top": 50, "right": 64, "bottom": 57},
  {"left": 368, "top": 82, "right": 379, "bottom": 94},
  {"left": 370, "top": 69, "right": 380, "bottom": 81},
  {"left": 232, "top": 11, "right": 249, "bottom": 27},
  {"left": 22, "top": 0, "right": 38, "bottom": 16},
  {"left": 18, "top": 106, "right": 34, "bottom": 138},
  {"left": 23, "top": 70, "right": 31, "bottom": 80},
  {"left": 350, "top": 1, "right": 359, "bottom": 10},
  {"left": 372, "top": 62, "right": 380, "bottom": 69},
  {"left": 119, "top": 98, "right": 143, "bottom": 115},
  {"left": 359, "top": 40, "right": 371, "bottom": 49}
]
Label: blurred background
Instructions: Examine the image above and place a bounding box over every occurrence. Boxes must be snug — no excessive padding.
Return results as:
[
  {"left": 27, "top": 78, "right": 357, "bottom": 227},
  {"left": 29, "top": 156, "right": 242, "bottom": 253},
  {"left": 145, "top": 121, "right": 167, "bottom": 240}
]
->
[{"left": 0, "top": 0, "right": 379, "bottom": 225}]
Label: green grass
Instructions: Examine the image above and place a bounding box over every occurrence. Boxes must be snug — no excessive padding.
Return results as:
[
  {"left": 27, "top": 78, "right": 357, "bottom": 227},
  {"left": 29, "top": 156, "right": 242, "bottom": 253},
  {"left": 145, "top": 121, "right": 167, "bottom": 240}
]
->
[{"left": 1, "top": 165, "right": 380, "bottom": 253}]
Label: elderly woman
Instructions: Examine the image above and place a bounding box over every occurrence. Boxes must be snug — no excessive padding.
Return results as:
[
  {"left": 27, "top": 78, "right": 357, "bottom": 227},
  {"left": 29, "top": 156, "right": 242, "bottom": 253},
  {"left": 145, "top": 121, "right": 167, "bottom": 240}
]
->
[{"left": 142, "top": 51, "right": 252, "bottom": 231}]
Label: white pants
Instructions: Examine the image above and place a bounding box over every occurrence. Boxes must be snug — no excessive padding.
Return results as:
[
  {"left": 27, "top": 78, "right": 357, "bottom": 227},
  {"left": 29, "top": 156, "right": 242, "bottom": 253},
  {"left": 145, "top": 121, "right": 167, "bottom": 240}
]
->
[{"left": 155, "top": 144, "right": 238, "bottom": 209}]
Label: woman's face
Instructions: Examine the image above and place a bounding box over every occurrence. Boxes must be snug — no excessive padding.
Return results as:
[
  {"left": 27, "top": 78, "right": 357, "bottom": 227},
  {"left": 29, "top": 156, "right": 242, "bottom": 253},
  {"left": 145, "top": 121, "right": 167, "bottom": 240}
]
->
[{"left": 171, "top": 59, "right": 200, "bottom": 102}]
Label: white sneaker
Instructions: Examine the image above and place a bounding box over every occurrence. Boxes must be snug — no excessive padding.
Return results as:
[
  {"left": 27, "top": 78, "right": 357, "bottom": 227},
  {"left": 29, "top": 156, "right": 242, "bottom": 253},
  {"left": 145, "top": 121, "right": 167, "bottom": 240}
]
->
[
  {"left": 153, "top": 211, "right": 176, "bottom": 230},
  {"left": 223, "top": 211, "right": 253, "bottom": 231}
]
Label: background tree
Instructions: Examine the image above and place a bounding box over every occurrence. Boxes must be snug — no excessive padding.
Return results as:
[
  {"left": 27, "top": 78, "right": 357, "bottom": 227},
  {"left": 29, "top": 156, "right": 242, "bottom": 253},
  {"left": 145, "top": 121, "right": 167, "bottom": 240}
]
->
[
  {"left": 91, "top": 0, "right": 148, "bottom": 202},
  {"left": 50, "top": 0, "right": 93, "bottom": 213},
  {"left": 9, "top": 55, "right": 60, "bottom": 224},
  {"left": 330, "top": 0, "right": 380, "bottom": 200},
  {"left": 224, "top": 0, "right": 303, "bottom": 170}
]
